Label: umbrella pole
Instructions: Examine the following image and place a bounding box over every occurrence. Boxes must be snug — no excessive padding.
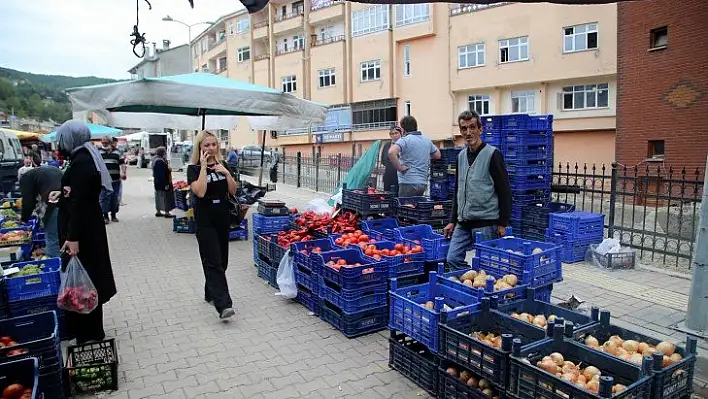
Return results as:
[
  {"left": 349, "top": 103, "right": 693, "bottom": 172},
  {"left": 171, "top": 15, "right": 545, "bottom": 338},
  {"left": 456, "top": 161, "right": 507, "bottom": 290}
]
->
[
  {"left": 201, "top": 114, "right": 205, "bottom": 130},
  {"left": 258, "top": 129, "right": 266, "bottom": 187}
]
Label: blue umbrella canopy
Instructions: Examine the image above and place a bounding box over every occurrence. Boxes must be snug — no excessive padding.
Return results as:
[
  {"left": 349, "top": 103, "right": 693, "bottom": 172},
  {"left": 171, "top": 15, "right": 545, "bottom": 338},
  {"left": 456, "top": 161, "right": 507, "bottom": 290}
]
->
[{"left": 41, "top": 123, "right": 122, "bottom": 142}]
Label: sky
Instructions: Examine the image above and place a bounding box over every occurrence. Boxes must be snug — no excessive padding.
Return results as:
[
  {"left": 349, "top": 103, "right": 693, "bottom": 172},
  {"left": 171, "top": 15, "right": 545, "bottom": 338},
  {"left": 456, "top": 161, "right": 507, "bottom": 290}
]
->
[{"left": 0, "top": 0, "right": 243, "bottom": 79}]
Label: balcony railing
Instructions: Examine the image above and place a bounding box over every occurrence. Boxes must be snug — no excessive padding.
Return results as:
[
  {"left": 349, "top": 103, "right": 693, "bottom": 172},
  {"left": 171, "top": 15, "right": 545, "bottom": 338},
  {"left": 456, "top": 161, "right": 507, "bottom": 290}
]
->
[
  {"left": 276, "top": 46, "right": 304, "bottom": 56},
  {"left": 283, "top": 124, "right": 351, "bottom": 136},
  {"left": 352, "top": 121, "right": 397, "bottom": 132},
  {"left": 254, "top": 53, "right": 270, "bottom": 61},
  {"left": 311, "top": 0, "right": 343, "bottom": 11},
  {"left": 450, "top": 2, "right": 511, "bottom": 16},
  {"left": 275, "top": 10, "right": 304, "bottom": 22},
  {"left": 214, "top": 66, "right": 228, "bottom": 75},
  {"left": 312, "top": 34, "right": 345, "bottom": 47},
  {"left": 253, "top": 20, "right": 269, "bottom": 29},
  {"left": 208, "top": 37, "right": 226, "bottom": 51}
]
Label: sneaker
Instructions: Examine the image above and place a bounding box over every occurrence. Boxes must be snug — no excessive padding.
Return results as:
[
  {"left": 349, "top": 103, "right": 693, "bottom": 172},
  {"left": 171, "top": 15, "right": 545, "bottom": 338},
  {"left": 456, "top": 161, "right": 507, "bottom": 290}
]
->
[
  {"left": 111, "top": 216, "right": 119, "bottom": 222},
  {"left": 155, "top": 212, "right": 163, "bottom": 217},
  {"left": 104, "top": 217, "right": 110, "bottom": 224},
  {"left": 164, "top": 213, "right": 173, "bottom": 218},
  {"left": 219, "top": 308, "right": 235, "bottom": 320}
]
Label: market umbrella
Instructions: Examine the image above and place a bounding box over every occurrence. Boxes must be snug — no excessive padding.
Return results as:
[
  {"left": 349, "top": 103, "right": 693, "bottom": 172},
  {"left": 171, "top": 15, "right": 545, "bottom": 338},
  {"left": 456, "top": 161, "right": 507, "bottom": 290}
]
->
[
  {"left": 66, "top": 73, "right": 327, "bottom": 130},
  {"left": 40, "top": 123, "right": 122, "bottom": 143},
  {"left": 0, "top": 128, "right": 41, "bottom": 141}
]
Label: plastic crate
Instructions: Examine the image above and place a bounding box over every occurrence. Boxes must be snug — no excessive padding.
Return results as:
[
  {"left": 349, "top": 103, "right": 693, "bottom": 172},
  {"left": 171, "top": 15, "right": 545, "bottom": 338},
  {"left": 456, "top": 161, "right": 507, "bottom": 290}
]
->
[
  {"left": 439, "top": 147, "right": 463, "bottom": 166},
  {"left": 342, "top": 189, "right": 394, "bottom": 216},
  {"left": 522, "top": 202, "right": 575, "bottom": 226},
  {"left": 257, "top": 234, "right": 273, "bottom": 260},
  {"left": 252, "top": 213, "right": 292, "bottom": 235},
  {"left": 474, "top": 236, "right": 562, "bottom": 287},
  {"left": 429, "top": 180, "right": 450, "bottom": 201},
  {"left": 548, "top": 212, "right": 605, "bottom": 239},
  {"left": 508, "top": 170, "right": 552, "bottom": 191},
  {"left": 228, "top": 226, "right": 248, "bottom": 241},
  {"left": 437, "top": 262, "right": 529, "bottom": 306},
  {"left": 319, "top": 277, "right": 387, "bottom": 313},
  {"left": 492, "top": 290, "right": 598, "bottom": 333},
  {"left": 172, "top": 217, "right": 195, "bottom": 234},
  {"left": 0, "top": 278, "right": 8, "bottom": 319},
  {"left": 389, "top": 272, "right": 481, "bottom": 353},
  {"left": 0, "top": 357, "right": 39, "bottom": 399},
  {"left": 295, "top": 263, "right": 318, "bottom": 294},
  {"left": 174, "top": 189, "right": 190, "bottom": 211},
  {"left": 355, "top": 240, "right": 425, "bottom": 278},
  {"left": 319, "top": 298, "right": 388, "bottom": 338},
  {"left": 395, "top": 197, "right": 452, "bottom": 222},
  {"left": 0, "top": 226, "right": 32, "bottom": 248},
  {"left": 586, "top": 244, "right": 637, "bottom": 270},
  {"left": 511, "top": 188, "right": 551, "bottom": 205},
  {"left": 431, "top": 164, "right": 448, "bottom": 180},
  {"left": 555, "top": 237, "right": 603, "bottom": 263},
  {"left": 437, "top": 359, "right": 506, "bottom": 399},
  {"left": 65, "top": 339, "right": 118, "bottom": 396},
  {"left": 361, "top": 218, "right": 399, "bottom": 241},
  {"left": 5, "top": 258, "right": 61, "bottom": 302},
  {"left": 571, "top": 312, "right": 697, "bottom": 399},
  {"left": 312, "top": 249, "right": 388, "bottom": 290},
  {"left": 389, "top": 331, "right": 439, "bottom": 396},
  {"left": 482, "top": 114, "right": 553, "bottom": 132},
  {"left": 438, "top": 299, "right": 548, "bottom": 387},
  {"left": 0, "top": 311, "right": 60, "bottom": 370},
  {"left": 509, "top": 330, "right": 654, "bottom": 399},
  {"left": 7, "top": 296, "right": 71, "bottom": 341},
  {"left": 504, "top": 144, "right": 553, "bottom": 161},
  {"left": 394, "top": 225, "right": 450, "bottom": 261},
  {"left": 389, "top": 272, "right": 428, "bottom": 290},
  {"left": 296, "top": 284, "right": 319, "bottom": 315},
  {"left": 256, "top": 258, "right": 278, "bottom": 288},
  {"left": 290, "top": 239, "right": 341, "bottom": 272}
]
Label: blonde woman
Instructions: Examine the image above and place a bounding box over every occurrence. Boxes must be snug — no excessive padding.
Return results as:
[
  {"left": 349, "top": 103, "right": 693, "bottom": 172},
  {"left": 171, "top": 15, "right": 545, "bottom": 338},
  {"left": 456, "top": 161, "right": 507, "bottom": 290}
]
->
[{"left": 187, "top": 131, "right": 238, "bottom": 320}]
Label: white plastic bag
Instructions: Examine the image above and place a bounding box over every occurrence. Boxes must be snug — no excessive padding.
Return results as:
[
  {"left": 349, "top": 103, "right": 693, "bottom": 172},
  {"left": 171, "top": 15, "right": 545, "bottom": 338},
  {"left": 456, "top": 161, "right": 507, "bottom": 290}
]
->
[
  {"left": 57, "top": 256, "right": 99, "bottom": 314},
  {"left": 304, "top": 198, "right": 333, "bottom": 215},
  {"left": 276, "top": 250, "right": 297, "bottom": 299}
]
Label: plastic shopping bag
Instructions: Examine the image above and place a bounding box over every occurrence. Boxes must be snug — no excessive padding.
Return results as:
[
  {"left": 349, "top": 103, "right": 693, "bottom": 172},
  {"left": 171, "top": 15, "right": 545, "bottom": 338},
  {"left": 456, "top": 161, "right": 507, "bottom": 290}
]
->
[
  {"left": 275, "top": 250, "right": 297, "bottom": 299},
  {"left": 57, "top": 256, "right": 99, "bottom": 314}
]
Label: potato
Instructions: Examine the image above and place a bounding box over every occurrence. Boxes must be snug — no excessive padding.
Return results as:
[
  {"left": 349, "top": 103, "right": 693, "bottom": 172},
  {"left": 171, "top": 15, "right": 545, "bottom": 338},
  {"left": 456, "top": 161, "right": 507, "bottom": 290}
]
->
[{"left": 461, "top": 270, "right": 478, "bottom": 281}]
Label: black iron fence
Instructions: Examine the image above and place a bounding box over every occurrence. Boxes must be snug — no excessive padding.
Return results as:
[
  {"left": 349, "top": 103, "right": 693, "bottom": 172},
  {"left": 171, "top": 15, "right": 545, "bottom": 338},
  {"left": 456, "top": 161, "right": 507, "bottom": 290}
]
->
[{"left": 267, "top": 153, "right": 704, "bottom": 270}]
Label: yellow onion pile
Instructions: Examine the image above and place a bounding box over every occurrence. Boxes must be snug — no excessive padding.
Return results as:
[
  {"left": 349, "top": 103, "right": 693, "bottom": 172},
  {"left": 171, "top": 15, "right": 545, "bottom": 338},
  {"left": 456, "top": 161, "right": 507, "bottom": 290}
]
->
[
  {"left": 445, "top": 366, "right": 498, "bottom": 398},
  {"left": 583, "top": 334, "right": 682, "bottom": 367},
  {"left": 470, "top": 331, "right": 503, "bottom": 349},
  {"left": 448, "top": 269, "right": 519, "bottom": 293},
  {"left": 510, "top": 312, "right": 558, "bottom": 328},
  {"left": 533, "top": 352, "right": 626, "bottom": 394}
]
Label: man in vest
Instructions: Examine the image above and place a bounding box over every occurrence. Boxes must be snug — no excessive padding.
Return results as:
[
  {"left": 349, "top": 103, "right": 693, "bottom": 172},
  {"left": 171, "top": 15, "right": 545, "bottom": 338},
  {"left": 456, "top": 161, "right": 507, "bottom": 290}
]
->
[
  {"left": 99, "top": 136, "right": 126, "bottom": 224},
  {"left": 444, "top": 110, "right": 512, "bottom": 271}
]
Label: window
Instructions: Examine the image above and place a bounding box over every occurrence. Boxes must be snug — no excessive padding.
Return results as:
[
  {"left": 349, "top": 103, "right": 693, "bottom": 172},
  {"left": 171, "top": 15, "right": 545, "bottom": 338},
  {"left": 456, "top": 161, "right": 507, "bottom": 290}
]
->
[
  {"left": 360, "top": 60, "right": 381, "bottom": 82},
  {"left": 468, "top": 95, "right": 490, "bottom": 116},
  {"left": 458, "top": 43, "right": 485, "bottom": 69},
  {"left": 293, "top": 1, "right": 304, "bottom": 15},
  {"left": 511, "top": 90, "right": 536, "bottom": 114},
  {"left": 650, "top": 26, "right": 668, "bottom": 49},
  {"left": 403, "top": 45, "right": 411, "bottom": 77},
  {"left": 319, "top": 27, "right": 332, "bottom": 41},
  {"left": 351, "top": 99, "right": 398, "bottom": 128},
  {"left": 647, "top": 140, "right": 665, "bottom": 159},
  {"left": 499, "top": 36, "right": 529, "bottom": 63},
  {"left": 201, "top": 39, "right": 208, "bottom": 53},
  {"left": 282, "top": 38, "right": 288, "bottom": 52},
  {"left": 562, "top": 84, "right": 609, "bottom": 110},
  {"left": 236, "top": 18, "right": 250, "bottom": 33},
  {"left": 293, "top": 35, "right": 305, "bottom": 50},
  {"left": 228, "top": 23, "right": 235, "bottom": 36},
  {"left": 352, "top": 5, "right": 390, "bottom": 37},
  {"left": 564, "top": 23, "right": 598, "bottom": 53},
  {"left": 404, "top": 101, "right": 411, "bottom": 116},
  {"left": 281, "top": 6, "right": 287, "bottom": 17},
  {"left": 281, "top": 75, "right": 297, "bottom": 93},
  {"left": 319, "top": 68, "right": 336, "bottom": 87},
  {"left": 394, "top": 4, "right": 429, "bottom": 27},
  {"left": 237, "top": 47, "right": 251, "bottom": 62}
]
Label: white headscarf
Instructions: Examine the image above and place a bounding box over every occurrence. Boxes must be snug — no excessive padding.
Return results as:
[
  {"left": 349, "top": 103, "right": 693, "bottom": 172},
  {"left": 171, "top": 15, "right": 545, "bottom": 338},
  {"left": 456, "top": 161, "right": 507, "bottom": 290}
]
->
[{"left": 56, "top": 120, "right": 114, "bottom": 192}]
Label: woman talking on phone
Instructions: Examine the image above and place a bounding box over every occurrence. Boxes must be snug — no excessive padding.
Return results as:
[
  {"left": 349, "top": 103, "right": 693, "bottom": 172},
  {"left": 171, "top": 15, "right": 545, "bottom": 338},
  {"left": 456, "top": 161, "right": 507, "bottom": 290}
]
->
[{"left": 187, "top": 131, "right": 238, "bottom": 320}]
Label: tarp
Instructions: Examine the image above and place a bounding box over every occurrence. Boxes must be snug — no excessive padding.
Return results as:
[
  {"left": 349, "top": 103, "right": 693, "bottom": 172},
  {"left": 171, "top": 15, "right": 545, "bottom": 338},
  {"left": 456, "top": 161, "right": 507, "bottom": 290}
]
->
[
  {"left": 41, "top": 123, "right": 122, "bottom": 143},
  {"left": 328, "top": 141, "right": 382, "bottom": 207},
  {"left": 0, "top": 128, "right": 41, "bottom": 141}
]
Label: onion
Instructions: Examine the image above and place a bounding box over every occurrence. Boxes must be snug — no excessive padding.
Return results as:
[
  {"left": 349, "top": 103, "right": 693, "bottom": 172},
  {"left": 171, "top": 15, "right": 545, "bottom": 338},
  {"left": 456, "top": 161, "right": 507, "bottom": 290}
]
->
[
  {"left": 466, "top": 376, "right": 479, "bottom": 387},
  {"left": 623, "top": 340, "right": 640, "bottom": 353},
  {"left": 479, "top": 379, "right": 491, "bottom": 390},
  {"left": 629, "top": 353, "right": 644, "bottom": 365},
  {"left": 562, "top": 373, "right": 575, "bottom": 382},
  {"left": 656, "top": 341, "right": 676, "bottom": 356},
  {"left": 550, "top": 352, "right": 565, "bottom": 366},
  {"left": 547, "top": 315, "right": 557, "bottom": 323},
  {"left": 534, "top": 315, "right": 548, "bottom": 327},
  {"left": 539, "top": 359, "right": 559, "bottom": 374},
  {"left": 446, "top": 367, "right": 459, "bottom": 377},
  {"left": 637, "top": 342, "right": 650, "bottom": 354},
  {"left": 510, "top": 312, "right": 520, "bottom": 319},
  {"left": 574, "top": 381, "right": 586, "bottom": 389},
  {"left": 609, "top": 335, "right": 624, "bottom": 345},
  {"left": 482, "top": 388, "right": 493, "bottom": 398},
  {"left": 504, "top": 274, "right": 518, "bottom": 286},
  {"left": 576, "top": 375, "right": 587, "bottom": 384},
  {"left": 519, "top": 313, "right": 531, "bottom": 323},
  {"left": 663, "top": 355, "right": 672, "bottom": 367},
  {"left": 583, "top": 366, "right": 601, "bottom": 381},
  {"left": 613, "top": 384, "right": 626, "bottom": 393},
  {"left": 585, "top": 379, "right": 600, "bottom": 393},
  {"left": 669, "top": 353, "right": 683, "bottom": 364},
  {"left": 585, "top": 335, "right": 599, "bottom": 347},
  {"left": 603, "top": 340, "right": 618, "bottom": 355},
  {"left": 642, "top": 346, "right": 657, "bottom": 357},
  {"left": 460, "top": 371, "right": 471, "bottom": 383}
]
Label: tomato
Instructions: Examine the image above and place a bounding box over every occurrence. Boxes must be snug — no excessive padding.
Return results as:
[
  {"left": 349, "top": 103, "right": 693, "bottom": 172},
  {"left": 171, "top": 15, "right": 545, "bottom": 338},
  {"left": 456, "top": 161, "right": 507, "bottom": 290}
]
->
[
  {"left": 337, "top": 259, "right": 347, "bottom": 265},
  {"left": 372, "top": 254, "right": 381, "bottom": 260},
  {"left": 394, "top": 243, "right": 404, "bottom": 251},
  {"left": 381, "top": 248, "right": 390, "bottom": 256},
  {"left": 354, "top": 230, "right": 363, "bottom": 236},
  {"left": 412, "top": 245, "right": 423, "bottom": 253},
  {"left": 358, "top": 235, "right": 369, "bottom": 242},
  {"left": 335, "top": 238, "right": 344, "bottom": 245},
  {"left": 365, "top": 248, "right": 374, "bottom": 256}
]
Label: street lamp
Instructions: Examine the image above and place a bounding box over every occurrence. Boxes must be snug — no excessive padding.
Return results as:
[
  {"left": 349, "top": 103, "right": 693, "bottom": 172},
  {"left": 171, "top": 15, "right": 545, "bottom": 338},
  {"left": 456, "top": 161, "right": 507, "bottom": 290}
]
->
[{"left": 162, "top": 15, "right": 214, "bottom": 73}]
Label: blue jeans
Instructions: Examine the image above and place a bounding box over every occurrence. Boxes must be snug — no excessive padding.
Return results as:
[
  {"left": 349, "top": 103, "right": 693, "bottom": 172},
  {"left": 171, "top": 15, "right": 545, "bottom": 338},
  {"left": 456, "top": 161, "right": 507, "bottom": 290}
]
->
[
  {"left": 446, "top": 224, "right": 498, "bottom": 271},
  {"left": 44, "top": 207, "right": 60, "bottom": 258},
  {"left": 100, "top": 181, "right": 122, "bottom": 216}
]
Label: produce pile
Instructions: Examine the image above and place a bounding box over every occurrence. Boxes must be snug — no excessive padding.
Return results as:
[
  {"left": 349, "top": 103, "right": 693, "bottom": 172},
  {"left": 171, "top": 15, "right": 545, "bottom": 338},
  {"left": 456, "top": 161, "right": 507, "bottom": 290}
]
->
[
  {"left": 294, "top": 210, "right": 359, "bottom": 235},
  {"left": 1, "top": 200, "right": 20, "bottom": 209},
  {"left": 0, "top": 209, "right": 19, "bottom": 219},
  {"left": 0, "top": 336, "right": 28, "bottom": 356},
  {"left": 444, "top": 365, "right": 499, "bottom": 398},
  {"left": 510, "top": 312, "right": 558, "bottom": 328},
  {"left": 582, "top": 334, "right": 683, "bottom": 368},
  {"left": 12, "top": 263, "right": 49, "bottom": 277},
  {"left": 530, "top": 352, "right": 627, "bottom": 394},
  {"left": 0, "top": 220, "right": 24, "bottom": 229},
  {"left": 70, "top": 366, "right": 113, "bottom": 393},
  {"left": 0, "top": 231, "right": 30, "bottom": 245},
  {"left": 360, "top": 242, "right": 423, "bottom": 260},
  {"left": 333, "top": 231, "right": 373, "bottom": 248},
  {"left": 324, "top": 258, "right": 364, "bottom": 272},
  {"left": 1, "top": 384, "right": 32, "bottom": 399},
  {"left": 57, "top": 286, "right": 98, "bottom": 313},
  {"left": 172, "top": 181, "right": 189, "bottom": 190},
  {"left": 447, "top": 269, "right": 519, "bottom": 291}
]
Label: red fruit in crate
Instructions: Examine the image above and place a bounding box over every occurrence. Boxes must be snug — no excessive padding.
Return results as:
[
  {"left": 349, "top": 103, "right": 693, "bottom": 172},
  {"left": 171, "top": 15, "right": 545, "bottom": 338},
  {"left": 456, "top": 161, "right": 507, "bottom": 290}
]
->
[
  {"left": 0, "top": 336, "right": 12, "bottom": 345},
  {"left": 3, "top": 384, "right": 23, "bottom": 398},
  {"left": 290, "top": 207, "right": 298, "bottom": 214}
]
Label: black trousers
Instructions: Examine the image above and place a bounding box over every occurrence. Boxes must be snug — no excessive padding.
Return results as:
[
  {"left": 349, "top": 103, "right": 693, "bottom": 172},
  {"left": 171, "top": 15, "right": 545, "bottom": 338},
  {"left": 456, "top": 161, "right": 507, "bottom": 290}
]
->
[
  {"left": 196, "top": 219, "right": 232, "bottom": 313},
  {"left": 66, "top": 303, "right": 105, "bottom": 344}
]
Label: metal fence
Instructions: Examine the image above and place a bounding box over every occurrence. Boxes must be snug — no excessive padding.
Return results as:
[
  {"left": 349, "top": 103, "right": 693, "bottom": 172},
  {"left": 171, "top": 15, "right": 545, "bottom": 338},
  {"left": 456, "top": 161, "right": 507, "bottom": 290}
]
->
[{"left": 269, "top": 153, "right": 703, "bottom": 270}]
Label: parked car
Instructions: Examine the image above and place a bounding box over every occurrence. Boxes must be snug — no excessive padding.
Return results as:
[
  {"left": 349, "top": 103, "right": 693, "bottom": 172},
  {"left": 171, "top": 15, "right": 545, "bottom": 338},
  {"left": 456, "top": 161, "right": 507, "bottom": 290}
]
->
[{"left": 239, "top": 145, "right": 278, "bottom": 168}]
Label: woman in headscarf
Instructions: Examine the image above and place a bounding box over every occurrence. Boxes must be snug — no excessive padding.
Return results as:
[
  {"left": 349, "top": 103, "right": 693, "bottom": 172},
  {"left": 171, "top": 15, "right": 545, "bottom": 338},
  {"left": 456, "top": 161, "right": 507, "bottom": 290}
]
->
[
  {"left": 381, "top": 126, "right": 402, "bottom": 193},
  {"left": 152, "top": 146, "right": 174, "bottom": 217},
  {"left": 55, "top": 120, "right": 117, "bottom": 344}
]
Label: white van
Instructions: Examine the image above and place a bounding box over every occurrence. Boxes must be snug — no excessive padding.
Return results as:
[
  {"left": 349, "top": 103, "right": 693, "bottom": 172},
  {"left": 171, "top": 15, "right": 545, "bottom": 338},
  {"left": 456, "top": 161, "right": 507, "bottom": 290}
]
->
[
  {"left": 138, "top": 132, "right": 173, "bottom": 168},
  {"left": 0, "top": 129, "right": 25, "bottom": 193}
]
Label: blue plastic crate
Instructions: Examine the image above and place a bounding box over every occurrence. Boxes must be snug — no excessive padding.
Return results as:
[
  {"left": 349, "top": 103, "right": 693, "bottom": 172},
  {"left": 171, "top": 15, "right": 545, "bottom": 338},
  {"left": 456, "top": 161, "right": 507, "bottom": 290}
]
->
[
  {"left": 393, "top": 225, "right": 450, "bottom": 261},
  {"left": 437, "top": 261, "right": 529, "bottom": 306},
  {"left": 342, "top": 189, "right": 394, "bottom": 216},
  {"left": 474, "top": 236, "right": 563, "bottom": 287},
  {"left": 361, "top": 218, "right": 399, "bottom": 241},
  {"left": 0, "top": 358, "right": 39, "bottom": 399},
  {"left": 522, "top": 202, "right": 576, "bottom": 227},
  {"left": 295, "top": 262, "right": 318, "bottom": 294},
  {"left": 319, "top": 299, "right": 388, "bottom": 338},
  {"left": 257, "top": 234, "right": 274, "bottom": 260},
  {"left": 438, "top": 299, "right": 548, "bottom": 387},
  {"left": 252, "top": 237, "right": 259, "bottom": 265},
  {"left": 508, "top": 171, "right": 552, "bottom": 191},
  {"left": 172, "top": 217, "right": 195, "bottom": 234},
  {"left": 0, "top": 226, "right": 33, "bottom": 248},
  {"left": 389, "top": 272, "right": 480, "bottom": 353},
  {"left": 389, "top": 331, "right": 439, "bottom": 397},
  {"left": 291, "top": 238, "right": 341, "bottom": 272},
  {"left": 319, "top": 277, "right": 387, "bottom": 313},
  {"left": 549, "top": 211, "right": 605, "bottom": 239},
  {"left": 5, "top": 258, "right": 61, "bottom": 302},
  {"left": 506, "top": 164, "right": 552, "bottom": 176},
  {"left": 504, "top": 129, "right": 553, "bottom": 148},
  {"left": 499, "top": 114, "right": 554, "bottom": 131},
  {"left": 556, "top": 237, "right": 602, "bottom": 263},
  {"left": 395, "top": 197, "right": 452, "bottom": 222},
  {"left": 296, "top": 284, "right": 319, "bottom": 315},
  {"left": 504, "top": 143, "right": 553, "bottom": 161},
  {"left": 7, "top": 296, "right": 70, "bottom": 341},
  {"left": 355, "top": 240, "right": 425, "bottom": 278},
  {"left": 312, "top": 249, "right": 388, "bottom": 290},
  {"left": 509, "top": 332, "right": 654, "bottom": 399},
  {"left": 252, "top": 213, "right": 293, "bottom": 235},
  {"left": 439, "top": 147, "right": 463, "bottom": 166},
  {"left": 429, "top": 180, "right": 449, "bottom": 201},
  {"left": 0, "top": 312, "right": 60, "bottom": 370},
  {"left": 228, "top": 225, "right": 248, "bottom": 241},
  {"left": 256, "top": 258, "right": 278, "bottom": 288},
  {"left": 174, "top": 189, "right": 190, "bottom": 211},
  {"left": 511, "top": 188, "right": 551, "bottom": 205}
]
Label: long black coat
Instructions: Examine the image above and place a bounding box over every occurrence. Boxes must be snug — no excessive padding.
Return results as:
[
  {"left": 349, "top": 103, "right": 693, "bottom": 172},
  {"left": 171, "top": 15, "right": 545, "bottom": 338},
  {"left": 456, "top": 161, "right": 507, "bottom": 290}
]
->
[
  {"left": 58, "top": 148, "right": 117, "bottom": 304},
  {"left": 381, "top": 141, "right": 398, "bottom": 192}
]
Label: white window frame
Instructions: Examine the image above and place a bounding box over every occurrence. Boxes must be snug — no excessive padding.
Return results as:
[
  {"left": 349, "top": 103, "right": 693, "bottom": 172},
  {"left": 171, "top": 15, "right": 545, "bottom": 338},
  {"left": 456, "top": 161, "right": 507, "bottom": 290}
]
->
[
  {"left": 352, "top": 5, "right": 390, "bottom": 37},
  {"left": 360, "top": 60, "right": 381, "bottom": 82},
  {"left": 561, "top": 83, "right": 609, "bottom": 110},
  {"left": 563, "top": 23, "right": 598, "bottom": 53},
  {"left": 293, "top": 35, "right": 305, "bottom": 50},
  {"left": 281, "top": 75, "right": 297, "bottom": 93},
  {"left": 228, "top": 23, "right": 235, "bottom": 36},
  {"left": 467, "top": 95, "right": 491, "bottom": 116},
  {"left": 404, "top": 101, "right": 412, "bottom": 116},
  {"left": 236, "top": 18, "right": 250, "bottom": 34},
  {"left": 458, "top": 43, "right": 485, "bottom": 69},
  {"left": 394, "top": 4, "right": 429, "bottom": 27},
  {"left": 403, "top": 45, "right": 411, "bottom": 77},
  {"left": 511, "top": 90, "right": 536, "bottom": 114},
  {"left": 237, "top": 46, "right": 251, "bottom": 62},
  {"left": 499, "top": 36, "right": 529, "bottom": 63},
  {"left": 318, "top": 68, "right": 336, "bottom": 88}
]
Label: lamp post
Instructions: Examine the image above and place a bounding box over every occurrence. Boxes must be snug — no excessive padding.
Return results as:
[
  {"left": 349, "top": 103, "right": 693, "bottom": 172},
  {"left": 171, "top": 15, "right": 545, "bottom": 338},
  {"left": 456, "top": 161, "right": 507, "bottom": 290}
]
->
[{"left": 162, "top": 15, "right": 214, "bottom": 73}]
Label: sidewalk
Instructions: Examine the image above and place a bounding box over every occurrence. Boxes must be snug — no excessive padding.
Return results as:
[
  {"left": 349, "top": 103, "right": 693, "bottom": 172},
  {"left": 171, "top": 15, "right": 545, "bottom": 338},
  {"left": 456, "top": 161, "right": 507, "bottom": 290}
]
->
[{"left": 248, "top": 177, "right": 708, "bottom": 395}]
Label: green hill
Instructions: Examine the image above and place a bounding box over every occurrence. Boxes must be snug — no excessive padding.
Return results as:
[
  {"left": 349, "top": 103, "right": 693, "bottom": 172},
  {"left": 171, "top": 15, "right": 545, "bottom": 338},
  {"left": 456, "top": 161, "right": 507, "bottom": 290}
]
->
[{"left": 0, "top": 67, "right": 119, "bottom": 124}]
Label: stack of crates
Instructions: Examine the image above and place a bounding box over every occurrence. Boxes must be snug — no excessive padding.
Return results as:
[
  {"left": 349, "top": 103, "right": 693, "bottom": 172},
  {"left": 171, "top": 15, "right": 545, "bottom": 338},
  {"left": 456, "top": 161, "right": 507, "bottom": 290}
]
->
[
  {"left": 313, "top": 249, "right": 390, "bottom": 338},
  {"left": 521, "top": 202, "right": 575, "bottom": 241},
  {"left": 547, "top": 211, "right": 605, "bottom": 263},
  {"left": 228, "top": 219, "right": 248, "bottom": 241},
  {"left": 394, "top": 196, "right": 452, "bottom": 232},
  {"left": 290, "top": 238, "right": 342, "bottom": 315},
  {"left": 252, "top": 212, "right": 292, "bottom": 286},
  {"left": 429, "top": 147, "right": 462, "bottom": 201}
]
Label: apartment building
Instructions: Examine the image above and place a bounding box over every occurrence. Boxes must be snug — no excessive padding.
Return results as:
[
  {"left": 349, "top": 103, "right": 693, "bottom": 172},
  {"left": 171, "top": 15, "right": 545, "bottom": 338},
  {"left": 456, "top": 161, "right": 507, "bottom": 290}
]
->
[{"left": 192, "top": 1, "right": 618, "bottom": 166}]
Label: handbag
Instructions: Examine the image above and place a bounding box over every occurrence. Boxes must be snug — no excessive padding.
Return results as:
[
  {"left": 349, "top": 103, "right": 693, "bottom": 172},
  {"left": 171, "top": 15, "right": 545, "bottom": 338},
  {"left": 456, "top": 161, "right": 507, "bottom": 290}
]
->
[{"left": 222, "top": 161, "right": 243, "bottom": 225}]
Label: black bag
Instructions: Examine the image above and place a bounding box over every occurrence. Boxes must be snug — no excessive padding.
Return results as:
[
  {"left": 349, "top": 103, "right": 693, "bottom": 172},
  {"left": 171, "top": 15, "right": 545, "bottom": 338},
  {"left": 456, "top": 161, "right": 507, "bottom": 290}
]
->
[{"left": 222, "top": 162, "right": 243, "bottom": 225}]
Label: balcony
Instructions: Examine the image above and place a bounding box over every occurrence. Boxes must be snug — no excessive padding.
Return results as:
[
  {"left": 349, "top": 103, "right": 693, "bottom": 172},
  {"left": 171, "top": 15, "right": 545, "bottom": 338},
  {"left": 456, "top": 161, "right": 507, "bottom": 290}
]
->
[
  {"left": 450, "top": 2, "right": 510, "bottom": 16},
  {"left": 274, "top": 11, "right": 304, "bottom": 34},
  {"left": 276, "top": 46, "right": 304, "bottom": 56},
  {"left": 253, "top": 21, "right": 268, "bottom": 39},
  {"left": 254, "top": 53, "right": 270, "bottom": 61},
  {"left": 352, "top": 121, "right": 396, "bottom": 132},
  {"left": 312, "top": 34, "right": 345, "bottom": 47},
  {"left": 310, "top": 0, "right": 344, "bottom": 24},
  {"left": 208, "top": 36, "right": 226, "bottom": 51}
]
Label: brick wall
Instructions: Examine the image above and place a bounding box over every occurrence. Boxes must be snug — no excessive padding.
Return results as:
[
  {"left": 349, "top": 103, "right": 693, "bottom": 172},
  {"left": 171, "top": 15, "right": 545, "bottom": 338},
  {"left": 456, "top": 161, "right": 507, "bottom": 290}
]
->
[{"left": 617, "top": 0, "right": 708, "bottom": 172}]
